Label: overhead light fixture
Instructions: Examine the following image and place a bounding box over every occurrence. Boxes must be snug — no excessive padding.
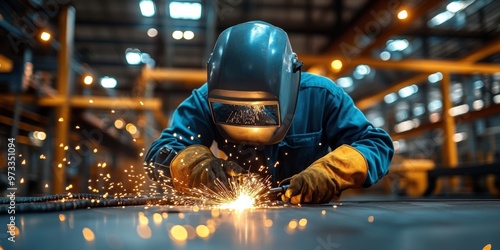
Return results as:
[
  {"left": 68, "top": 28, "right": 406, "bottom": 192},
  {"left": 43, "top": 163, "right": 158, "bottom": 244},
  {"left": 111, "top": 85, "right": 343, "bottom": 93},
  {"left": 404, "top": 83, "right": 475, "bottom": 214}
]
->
[
  {"left": 83, "top": 75, "right": 93, "bottom": 85},
  {"left": 147, "top": 28, "right": 158, "bottom": 37},
  {"left": 114, "top": 119, "right": 125, "bottom": 129},
  {"left": 398, "top": 84, "right": 418, "bottom": 98},
  {"left": 386, "top": 39, "right": 409, "bottom": 52},
  {"left": 125, "top": 48, "right": 142, "bottom": 65},
  {"left": 380, "top": 51, "right": 391, "bottom": 61},
  {"left": 384, "top": 93, "right": 398, "bottom": 104},
  {"left": 330, "top": 59, "right": 342, "bottom": 71},
  {"left": 172, "top": 30, "right": 183, "bottom": 40},
  {"left": 336, "top": 77, "right": 353, "bottom": 88},
  {"left": 183, "top": 30, "right": 195, "bottom": 40},
  {"left": 448, "top": 104, "right": 469, "bottom": 116},
  {"left": 40, "top": 31, "right": 51, "bottom": 41},
  {"left": 428, "top": 11, "right": 454, "bottom": 27},
  {"left": 397, "top": 9, "right": 408, "bottom": 20},
  {"left": 428, "top": 72, "right": 443, "bottom": 83},
  {"left": 140, "top": 0, "right": 156, "bottom": 17},
  {"left": 353, "top": 65, "right": 371, "bottom": 80},
  {"left": 447, "top": 0, "right": 475, "bottom": 13},
  {"left": 169, "top": 1, "right": 202, "bottom": 20},
  {"left": 100, "top": 77, "right": 117, "bottom": 89}
]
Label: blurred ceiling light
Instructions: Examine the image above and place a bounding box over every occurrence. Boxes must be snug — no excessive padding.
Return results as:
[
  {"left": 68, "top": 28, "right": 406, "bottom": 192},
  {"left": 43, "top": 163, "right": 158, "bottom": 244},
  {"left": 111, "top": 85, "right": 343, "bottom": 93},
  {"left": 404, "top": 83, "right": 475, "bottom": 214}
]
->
[
  {"left": 183, "top": 30, "right": 195, "bottom": 40},
  {"left": 448, "top": 104, "right": 469, "bottom": 116},
  {"left": 397, "top": 9, "right": 408, "bottom": 20},
  {"left": 447, "top": 0, "right": 475, "bottom": 13},
  {"left": 125, "top": 48, "right": 142, "bottom": 65},
  {"left": 473, "top": 80, "right": 484, "bottom": 89},
  {"left": 336, "top": 77, "right": 353, "bottom": 88},
  {"left": 172, "top": 30, "right": 183, "bottom": 40},
  {"left": 453, "top": 132, "right": 467, "bottom": 142},
  {"left": 413, "top": 103, "right": 425, "bottom": 116},
  {"left": 140, "top": 0, "right": 156, "bottom": 17},
  {"left": 83, "top": 75, "right": 93, "bottom": 85},
  {"left": 398, "top": 84, "right": 418, "bottom": 98},
  {"left": 169, "top": 1, "right": 202, "bottom": 20},
  {"left": 126, "top": 123, "right": 138, "bottom": 135},
  {"left": 384, "top": 93, "right": 398, "bottom": 104},
  {"left": 100, "top": 76, "right": 117, "bottom": 89},
  {"left": 353, "top": 65, "right": 371, "bottom": 79},
  {"left": 428, "top": 100, "right": 443, "bottom": 112},
  {"left": 494, "top": 94, "right": 500, "bottom": 104},
  {"left": 114, "top": 119, "right": 125, "bottom": 129},
  {"left": 428, "top": 72, "right": 443, "bottom": 83},
  {"left": 330, "top": 59, "right": 342, "bottom": 71},
  {"left": 451, "top": 83, "right": 464, "bottom": 104},
  {"left": 447, "top": 1, "right": 465, "bottom": 12},
  {"left": 428, "top": 11, "right": 454, "bottom": 27},
  {"left": 141, "top": 53, "right": 151, "bottom": 64},
  {"left": 386, "top": 39, "right": 409, "bottom": 51},
  {"left": 429, "top": 113, "right": 440, "bottom": 123},
  {"left": 147, "top": 28, "right": 158, "bottom": 37},
  {"left": 40, "top": 31, "right": 51, "bottom": 41},
  {"left": 33, "top": 131, "right": 46, "bottom": 140},
  {"left": 380, "top": 51, "right": 391, "bottom": 61},
  {"left": 472, "top": 99, "right": 484, "bottom": 110},
  {"left": 394, "top": 120, "right": 415, "bottom": 133},
  {"left": 371, "top": 117, "right": 385, "bottom": 127}
]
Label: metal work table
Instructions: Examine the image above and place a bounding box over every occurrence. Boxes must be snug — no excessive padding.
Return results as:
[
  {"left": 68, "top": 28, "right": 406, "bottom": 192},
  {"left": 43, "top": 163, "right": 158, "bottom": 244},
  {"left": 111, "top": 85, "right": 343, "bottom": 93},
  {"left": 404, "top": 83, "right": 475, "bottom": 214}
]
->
[{"left": 1, "top": 199, "right": 499, "bottom": 250}]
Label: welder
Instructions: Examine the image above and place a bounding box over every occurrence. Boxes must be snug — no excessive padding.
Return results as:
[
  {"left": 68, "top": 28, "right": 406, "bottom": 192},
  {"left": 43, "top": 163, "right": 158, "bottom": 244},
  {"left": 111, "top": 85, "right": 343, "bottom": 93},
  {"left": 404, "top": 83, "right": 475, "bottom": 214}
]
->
[{"left": 144, "top": 21, "right": 394, "bottom": 204}]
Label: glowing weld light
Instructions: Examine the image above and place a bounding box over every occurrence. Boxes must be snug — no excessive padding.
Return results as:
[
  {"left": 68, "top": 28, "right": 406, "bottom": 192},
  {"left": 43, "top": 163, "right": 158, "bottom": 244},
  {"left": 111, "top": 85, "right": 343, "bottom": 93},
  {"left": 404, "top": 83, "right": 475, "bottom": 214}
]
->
[{"left": 219, "top": 193, "right": 255, "bottom": 210}]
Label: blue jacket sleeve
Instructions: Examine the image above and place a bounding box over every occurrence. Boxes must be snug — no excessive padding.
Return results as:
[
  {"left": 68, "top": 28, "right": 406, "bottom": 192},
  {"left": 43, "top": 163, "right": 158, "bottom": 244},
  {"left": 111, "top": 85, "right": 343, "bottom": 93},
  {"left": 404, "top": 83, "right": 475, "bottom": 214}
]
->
[
  {"left": 325, "top": 82, "right": 394, "bottom": 187},
  {"left": 144, "top": 84, "right": 215, "bottom": 167}
]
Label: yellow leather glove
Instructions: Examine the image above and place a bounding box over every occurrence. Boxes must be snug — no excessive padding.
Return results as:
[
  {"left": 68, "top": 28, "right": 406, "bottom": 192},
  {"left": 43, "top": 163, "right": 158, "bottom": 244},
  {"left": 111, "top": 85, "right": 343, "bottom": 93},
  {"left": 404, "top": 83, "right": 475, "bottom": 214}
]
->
[
  {"left": 282, "top": 145, "right": 368, "bottom": 204},
  {"left": 170, "top": 145, "right": 245, "bottom": 192}
]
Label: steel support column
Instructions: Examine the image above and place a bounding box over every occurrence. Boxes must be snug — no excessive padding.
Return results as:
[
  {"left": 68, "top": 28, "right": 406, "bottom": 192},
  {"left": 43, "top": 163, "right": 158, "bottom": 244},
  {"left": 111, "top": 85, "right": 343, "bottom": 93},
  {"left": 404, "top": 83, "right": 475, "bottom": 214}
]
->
[
  {"left": 440, "top": 72, "right": 459, "bottom": 190},
  {"left": 53, "top": 6, "right": 75, "bottom": 194}
]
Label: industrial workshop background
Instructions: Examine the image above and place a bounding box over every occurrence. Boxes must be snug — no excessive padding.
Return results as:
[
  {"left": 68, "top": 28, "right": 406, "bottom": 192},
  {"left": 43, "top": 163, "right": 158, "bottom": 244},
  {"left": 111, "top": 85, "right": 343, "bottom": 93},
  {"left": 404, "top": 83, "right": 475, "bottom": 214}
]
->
[{"left": 1, "top": 0, "right": 500, "bottom": 198}]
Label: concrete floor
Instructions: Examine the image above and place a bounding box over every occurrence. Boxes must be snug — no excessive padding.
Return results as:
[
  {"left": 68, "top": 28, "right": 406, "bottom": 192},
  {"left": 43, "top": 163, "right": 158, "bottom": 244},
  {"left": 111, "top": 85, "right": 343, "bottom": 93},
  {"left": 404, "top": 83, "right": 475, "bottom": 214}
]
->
[{"left": 1, "top": 199, "right": 499, "bottom": 250}]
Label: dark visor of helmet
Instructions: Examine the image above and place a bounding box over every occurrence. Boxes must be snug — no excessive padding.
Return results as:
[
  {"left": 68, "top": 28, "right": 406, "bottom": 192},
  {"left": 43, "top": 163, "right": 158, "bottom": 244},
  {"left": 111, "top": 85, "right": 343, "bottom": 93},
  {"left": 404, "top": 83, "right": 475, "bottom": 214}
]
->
[{"left": 210, "top": 101, "right": 280, "bottom": 126}]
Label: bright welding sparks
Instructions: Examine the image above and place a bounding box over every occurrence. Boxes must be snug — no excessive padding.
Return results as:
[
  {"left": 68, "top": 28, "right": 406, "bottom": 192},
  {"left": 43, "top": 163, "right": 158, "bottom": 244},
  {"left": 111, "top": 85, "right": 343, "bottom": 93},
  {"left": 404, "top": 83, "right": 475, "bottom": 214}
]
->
[
  {"left": 219, "top": 193, "right": 255, "bottom": 210},
  {"left": 176, "top": 174, "right": 271, "bottom": 210}
]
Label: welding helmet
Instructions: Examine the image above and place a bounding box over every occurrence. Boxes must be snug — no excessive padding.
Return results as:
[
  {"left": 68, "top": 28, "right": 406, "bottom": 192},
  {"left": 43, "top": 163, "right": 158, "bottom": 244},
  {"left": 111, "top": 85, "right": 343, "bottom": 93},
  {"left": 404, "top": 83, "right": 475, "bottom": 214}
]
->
[{"left": 207, "top": 21, "right": 302, "bottom": 145}]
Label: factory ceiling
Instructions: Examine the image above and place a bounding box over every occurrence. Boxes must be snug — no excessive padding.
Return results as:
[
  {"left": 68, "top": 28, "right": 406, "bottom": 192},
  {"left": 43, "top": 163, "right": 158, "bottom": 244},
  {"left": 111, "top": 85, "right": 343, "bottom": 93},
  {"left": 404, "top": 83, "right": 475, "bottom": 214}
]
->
[{"left": 1, "top": 0, "right": 498, "bottom": 97}]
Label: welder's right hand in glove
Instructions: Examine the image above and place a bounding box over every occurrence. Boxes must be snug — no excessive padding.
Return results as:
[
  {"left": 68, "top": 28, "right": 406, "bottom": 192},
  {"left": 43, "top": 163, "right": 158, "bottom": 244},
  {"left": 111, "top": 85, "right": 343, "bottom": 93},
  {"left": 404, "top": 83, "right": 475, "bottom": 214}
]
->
[
  {"left": 282, "top": 145, "right": 368, "bottom": 204},
  {"left": 170, "top": 145, "right": 245, "bottom": 192}
]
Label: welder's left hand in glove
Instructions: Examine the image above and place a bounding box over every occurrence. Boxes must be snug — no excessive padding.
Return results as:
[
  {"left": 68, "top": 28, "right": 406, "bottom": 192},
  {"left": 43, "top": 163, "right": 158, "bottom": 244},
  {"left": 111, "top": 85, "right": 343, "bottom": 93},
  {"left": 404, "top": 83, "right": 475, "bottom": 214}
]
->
[
  {"left": 170, "top": 145, "right": 245, "bottom": 192},
  {"left": 282, "top": 145, "right": 368, "bottom": 204}
]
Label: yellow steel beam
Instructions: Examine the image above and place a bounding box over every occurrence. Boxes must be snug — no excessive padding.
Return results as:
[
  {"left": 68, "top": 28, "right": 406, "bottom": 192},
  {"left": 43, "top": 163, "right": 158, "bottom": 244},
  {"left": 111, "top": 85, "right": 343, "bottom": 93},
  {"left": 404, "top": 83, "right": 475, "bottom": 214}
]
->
[
  {"left": 53, "top": 6, "right": 75, "bottom": 194},
  {"left": 143, "top": 67, "right": 206, "bottom": 85},
  {"left": 440, "top": 72, "right": 458, "bottom": 191},
  {"left": 0, "top": 54, "right": 13, "bottom": 73},
  {"left": 300, "top": 56, "right": 500, "bottom": 74},
  {"left": 37, "top": 96, "right": 162, "bottom": 109}
]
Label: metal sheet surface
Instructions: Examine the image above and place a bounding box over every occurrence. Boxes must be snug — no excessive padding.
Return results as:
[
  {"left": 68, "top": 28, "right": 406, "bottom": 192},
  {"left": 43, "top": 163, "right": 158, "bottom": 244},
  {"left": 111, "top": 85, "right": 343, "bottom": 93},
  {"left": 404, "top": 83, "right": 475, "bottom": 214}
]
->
[{"left": 1, "top": 200, "right": 499, "bottom": 250}]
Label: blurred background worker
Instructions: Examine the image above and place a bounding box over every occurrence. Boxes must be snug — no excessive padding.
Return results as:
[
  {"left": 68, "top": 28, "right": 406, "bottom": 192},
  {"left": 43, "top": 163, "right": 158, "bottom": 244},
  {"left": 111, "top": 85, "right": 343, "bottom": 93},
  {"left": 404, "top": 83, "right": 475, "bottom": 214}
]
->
[{"left": 144, "top": 21, "right": 394, "bottom": 204}]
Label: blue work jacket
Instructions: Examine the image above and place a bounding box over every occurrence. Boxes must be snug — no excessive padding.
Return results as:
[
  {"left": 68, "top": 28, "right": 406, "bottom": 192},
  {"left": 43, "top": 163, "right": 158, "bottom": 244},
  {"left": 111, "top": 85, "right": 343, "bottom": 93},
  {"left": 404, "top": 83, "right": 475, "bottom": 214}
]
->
[{"left": 145, "top": 72, "right": 394, "bottom": 187}]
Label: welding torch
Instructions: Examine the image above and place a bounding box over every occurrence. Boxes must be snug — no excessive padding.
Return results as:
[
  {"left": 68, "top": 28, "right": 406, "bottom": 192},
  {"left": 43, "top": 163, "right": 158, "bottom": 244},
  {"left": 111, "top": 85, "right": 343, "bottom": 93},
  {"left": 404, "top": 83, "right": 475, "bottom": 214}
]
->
[{"left": 268, "top": 185, "right": 289, "bottom": 201}]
